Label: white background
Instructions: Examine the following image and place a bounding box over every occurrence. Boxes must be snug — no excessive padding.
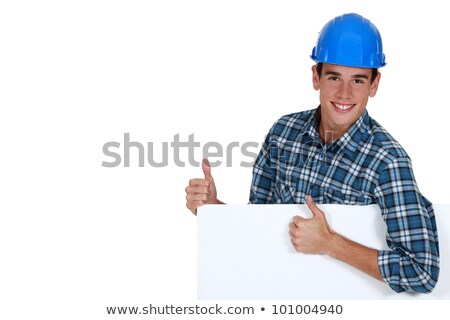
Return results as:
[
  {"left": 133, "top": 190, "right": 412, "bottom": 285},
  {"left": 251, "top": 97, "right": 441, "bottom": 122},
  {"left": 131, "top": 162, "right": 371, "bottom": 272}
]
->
[{"left": 1, "top": 0, "right": 448, "bottom": 319}]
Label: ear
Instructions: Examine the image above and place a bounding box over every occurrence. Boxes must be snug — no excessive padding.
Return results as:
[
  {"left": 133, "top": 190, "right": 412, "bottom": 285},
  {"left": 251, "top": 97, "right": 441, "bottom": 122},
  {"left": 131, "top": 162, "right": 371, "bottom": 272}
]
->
[
  {"left": 369, "top": 72, "right": 381, "bottom": 97},
  {"left": 312, "top": 65, "right": 320, "bottom": 91}
]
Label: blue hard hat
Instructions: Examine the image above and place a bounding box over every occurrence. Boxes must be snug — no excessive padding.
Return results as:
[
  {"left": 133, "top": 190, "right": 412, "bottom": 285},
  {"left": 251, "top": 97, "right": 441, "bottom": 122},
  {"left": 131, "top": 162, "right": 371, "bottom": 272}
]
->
[{"left": 310, "top": 13, "right": 386, "bottom": 68}]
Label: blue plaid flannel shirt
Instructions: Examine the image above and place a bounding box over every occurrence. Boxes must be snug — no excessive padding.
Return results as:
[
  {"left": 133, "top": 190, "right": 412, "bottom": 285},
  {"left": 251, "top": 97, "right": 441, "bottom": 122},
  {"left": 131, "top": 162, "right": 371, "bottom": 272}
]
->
[{"left": 249, "top": 107, "right": 439, "bottom": 293}]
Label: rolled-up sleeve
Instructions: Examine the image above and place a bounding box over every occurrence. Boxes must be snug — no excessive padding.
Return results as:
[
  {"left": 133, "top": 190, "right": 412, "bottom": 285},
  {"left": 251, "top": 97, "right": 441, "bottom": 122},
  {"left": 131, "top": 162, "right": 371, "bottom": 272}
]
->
[{"left": 375, "top": 157, "right": 439, "bottom": 293}]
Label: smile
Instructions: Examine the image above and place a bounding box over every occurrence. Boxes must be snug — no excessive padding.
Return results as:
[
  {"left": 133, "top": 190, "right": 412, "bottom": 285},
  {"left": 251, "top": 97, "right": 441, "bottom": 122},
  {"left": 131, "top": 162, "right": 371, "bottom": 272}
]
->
[{"left": 332, "top": 102, "right": 355, "bottom": 111}]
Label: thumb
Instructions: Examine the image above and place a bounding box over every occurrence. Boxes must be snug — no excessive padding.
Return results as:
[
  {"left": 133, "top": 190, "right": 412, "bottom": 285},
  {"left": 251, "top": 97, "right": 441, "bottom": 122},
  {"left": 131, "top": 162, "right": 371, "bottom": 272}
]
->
[
  {"left": 306, "top": 195, "right": 324, "bottom": 218},
  {"left": 202, "top": 159, "right": 213, "bottom": 181}
]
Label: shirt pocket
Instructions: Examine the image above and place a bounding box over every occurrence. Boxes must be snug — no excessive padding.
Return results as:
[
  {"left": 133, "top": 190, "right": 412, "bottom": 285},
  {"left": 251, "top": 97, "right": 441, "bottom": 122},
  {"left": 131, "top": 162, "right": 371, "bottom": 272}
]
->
[
  {"left": 273, "top": 180, "right": 297, "bottom": 203},
  {"left": 322, "top": 186, "right": 373, "bottom": 205},
  {"left": 273, "top": 164, "right": 299, "bottom": 204}
]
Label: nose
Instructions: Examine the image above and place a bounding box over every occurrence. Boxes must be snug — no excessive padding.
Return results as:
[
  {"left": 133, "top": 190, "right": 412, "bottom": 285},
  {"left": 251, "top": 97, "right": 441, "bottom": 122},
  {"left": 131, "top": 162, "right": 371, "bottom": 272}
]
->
[{"left": 337, "top": 81, "right": 352, "bottom": 99}]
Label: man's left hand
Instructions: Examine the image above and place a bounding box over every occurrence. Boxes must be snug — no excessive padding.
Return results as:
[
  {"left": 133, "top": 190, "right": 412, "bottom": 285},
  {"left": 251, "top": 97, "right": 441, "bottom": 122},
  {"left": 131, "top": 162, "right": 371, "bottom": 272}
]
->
[{"left": 289, "top": 195, "right": 335, "bottom": 255}]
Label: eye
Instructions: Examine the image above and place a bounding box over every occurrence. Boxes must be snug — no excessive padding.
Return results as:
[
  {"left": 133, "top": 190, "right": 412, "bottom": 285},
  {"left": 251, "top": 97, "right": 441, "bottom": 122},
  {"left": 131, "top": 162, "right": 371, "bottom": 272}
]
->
[
  {"left": 353, "top": 79, "right": 365, "bottom": 85},
  {"left": 328, "top": 76, "right": 339, "bottom": 81}
]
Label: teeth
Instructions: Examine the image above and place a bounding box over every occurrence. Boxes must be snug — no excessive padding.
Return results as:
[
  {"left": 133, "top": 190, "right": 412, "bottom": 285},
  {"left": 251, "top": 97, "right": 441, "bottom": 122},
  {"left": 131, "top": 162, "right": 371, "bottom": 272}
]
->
[{"left": 335, "top": 103, "right": 354, "bottom": 110}]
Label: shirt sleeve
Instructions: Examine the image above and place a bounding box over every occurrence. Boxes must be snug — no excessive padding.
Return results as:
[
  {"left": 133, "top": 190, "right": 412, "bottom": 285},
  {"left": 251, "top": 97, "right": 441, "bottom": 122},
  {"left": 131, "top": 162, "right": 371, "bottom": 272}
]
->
[
  {"left": 249, "top": 131, "right": 277, "bottom": 204},
  {"left": 374, "top": 157, "right": 440, "bottom": 293}
]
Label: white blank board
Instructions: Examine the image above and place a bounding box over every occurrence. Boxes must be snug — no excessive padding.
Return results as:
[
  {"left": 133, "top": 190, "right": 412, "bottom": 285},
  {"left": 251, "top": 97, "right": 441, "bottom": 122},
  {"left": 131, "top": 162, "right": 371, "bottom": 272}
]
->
[{"left": 198, "top": 204, "right": 449, "bottom": 300}]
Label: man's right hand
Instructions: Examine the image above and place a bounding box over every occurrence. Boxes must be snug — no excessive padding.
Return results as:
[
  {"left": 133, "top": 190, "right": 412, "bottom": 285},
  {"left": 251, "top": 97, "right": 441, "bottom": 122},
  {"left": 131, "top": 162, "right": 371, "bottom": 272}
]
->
[{"left": 185, "top": 159, "right": 219, "bottom": 215}]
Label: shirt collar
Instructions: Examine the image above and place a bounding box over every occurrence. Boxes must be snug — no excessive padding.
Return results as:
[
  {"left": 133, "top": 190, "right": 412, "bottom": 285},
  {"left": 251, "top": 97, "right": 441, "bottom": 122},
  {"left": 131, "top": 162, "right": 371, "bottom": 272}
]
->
[{"left": 306, "top": 107, "right": 321, "bottom": 138}]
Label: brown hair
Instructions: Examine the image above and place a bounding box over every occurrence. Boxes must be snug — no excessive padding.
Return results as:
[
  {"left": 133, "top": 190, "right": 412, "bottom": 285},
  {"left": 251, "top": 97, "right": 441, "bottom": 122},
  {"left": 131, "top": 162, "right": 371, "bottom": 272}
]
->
[{"left": 316, "top": 62, "right": 379, "bottom": 83}]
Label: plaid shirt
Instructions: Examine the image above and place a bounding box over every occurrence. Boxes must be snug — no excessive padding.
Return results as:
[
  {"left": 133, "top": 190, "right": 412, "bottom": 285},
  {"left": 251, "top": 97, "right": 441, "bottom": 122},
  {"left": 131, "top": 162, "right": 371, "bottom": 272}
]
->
[{"left": 249, "top": 107, "right": 439, "bottom": 293}]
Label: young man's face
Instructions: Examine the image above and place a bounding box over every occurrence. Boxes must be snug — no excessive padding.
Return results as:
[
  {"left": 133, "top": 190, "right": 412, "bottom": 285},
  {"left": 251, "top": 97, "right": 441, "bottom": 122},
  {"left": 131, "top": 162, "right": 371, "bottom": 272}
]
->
[{"left": 312, "top": 63, "right": 381, "bottom": 140}]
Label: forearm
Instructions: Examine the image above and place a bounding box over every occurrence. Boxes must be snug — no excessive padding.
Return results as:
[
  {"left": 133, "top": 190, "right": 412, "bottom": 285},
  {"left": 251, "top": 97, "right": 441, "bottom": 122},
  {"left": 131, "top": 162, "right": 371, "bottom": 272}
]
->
[
  {"left": 326, "top": 232, "right": 439, "bottom": 292},
  {"left": 327, "top": 233, "right": 383, "bottom": 282}
]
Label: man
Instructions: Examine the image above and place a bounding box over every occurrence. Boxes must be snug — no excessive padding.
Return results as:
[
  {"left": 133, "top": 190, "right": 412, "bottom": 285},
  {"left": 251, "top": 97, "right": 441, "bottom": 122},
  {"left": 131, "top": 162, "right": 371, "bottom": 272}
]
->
[{"left": 185, "top": 13, "right": 439, "bottom": 293}]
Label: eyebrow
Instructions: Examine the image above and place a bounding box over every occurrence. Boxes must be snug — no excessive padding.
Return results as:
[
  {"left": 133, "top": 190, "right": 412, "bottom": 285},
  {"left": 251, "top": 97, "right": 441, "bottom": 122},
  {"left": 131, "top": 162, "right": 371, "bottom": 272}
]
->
[{"left": 324, "top": 71, "right": 369, "bottom": 80}]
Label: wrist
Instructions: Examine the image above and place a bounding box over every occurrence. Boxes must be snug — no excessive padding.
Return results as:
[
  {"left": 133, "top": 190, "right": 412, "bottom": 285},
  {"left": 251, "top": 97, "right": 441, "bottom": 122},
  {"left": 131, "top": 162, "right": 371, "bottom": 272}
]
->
[{"left": 326, "top": 232, "right": 346, "bottom": 258}]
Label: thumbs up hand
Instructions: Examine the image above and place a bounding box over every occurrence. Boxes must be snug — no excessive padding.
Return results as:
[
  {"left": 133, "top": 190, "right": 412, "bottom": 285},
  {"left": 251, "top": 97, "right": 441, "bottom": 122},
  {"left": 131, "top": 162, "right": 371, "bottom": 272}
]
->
[
  {"left": 288, "top": 195, "right": 334, "bottom": 254},
  {"left": 185, "top": 159, "right": 219, "bottom": 215}
]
